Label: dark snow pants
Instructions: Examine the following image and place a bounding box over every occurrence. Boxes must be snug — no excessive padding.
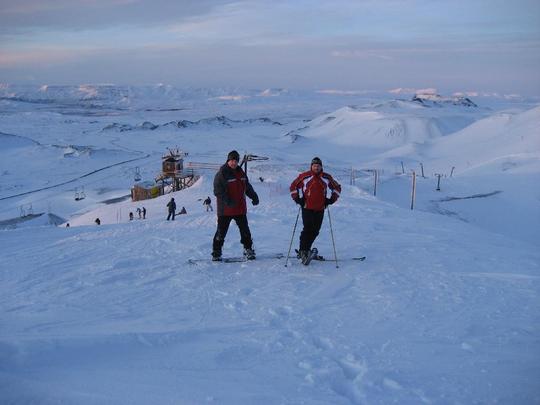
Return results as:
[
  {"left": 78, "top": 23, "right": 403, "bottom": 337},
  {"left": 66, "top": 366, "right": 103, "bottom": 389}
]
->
[
  {"left": 167, "top": 210, "right": 175, "bottom": 221},
  {"left": 212, "top": 215, "right": 253, "bottom": 254},
  {"left": 299, "top": 208, "right": 324, "bottom": 251}
]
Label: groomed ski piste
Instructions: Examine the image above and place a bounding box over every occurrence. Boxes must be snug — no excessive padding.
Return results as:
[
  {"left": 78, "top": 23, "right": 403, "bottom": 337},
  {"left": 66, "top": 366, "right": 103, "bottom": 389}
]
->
[{"left": 1, "top": 85, "right": 539, "bottom": 404}]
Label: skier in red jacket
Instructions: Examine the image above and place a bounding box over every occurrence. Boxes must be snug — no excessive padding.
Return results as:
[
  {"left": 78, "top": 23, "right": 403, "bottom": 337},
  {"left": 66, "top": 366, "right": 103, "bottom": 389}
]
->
[
  {"left": 290, "top": 157, "right": 341, "bottom": 263},
  {"left": 212, "top": 150, "right": 259, "bottom": 261}
]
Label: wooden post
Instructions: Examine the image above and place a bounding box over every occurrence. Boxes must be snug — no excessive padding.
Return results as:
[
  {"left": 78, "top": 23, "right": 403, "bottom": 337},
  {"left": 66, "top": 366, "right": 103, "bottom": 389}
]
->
[
  {"left": 411, "top": 171, "right": 416, "bottom": 210},
  {"left": 420, "top": 163, "right": 425, "bottom": 178},
  {"left": 450, "top": 166, "right": 455, "bottom": 177},
  {"left": 436, "top": 174, "right": 442, "bottom": 191},
  {"left": 373, "top": 170, "right": 378, "bottom": 196},
  {"left": 401, "top": 161, "right": 405, "bottom": 174}
]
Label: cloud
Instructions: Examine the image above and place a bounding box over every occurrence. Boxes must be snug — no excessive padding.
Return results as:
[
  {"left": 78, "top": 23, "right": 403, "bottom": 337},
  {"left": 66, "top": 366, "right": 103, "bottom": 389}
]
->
[
  {"left": 388, "top": 88, "right": 418, "bottom": 95},
  {"left": 453, "top": 91, "right": 479, "bottom": 97},
  {"left": 0, "top": 48, "right": 78, "bottom": 67},
  {"left": 0, "top": 0, "right": 235, "bottom": 33},
  {"left": 317, "top": 89, "right": 375, "bottom": 95},
  {"left": 331, "top": 50, "right": 393, "bottom": 61},
  {"left": 388, "top": 87, "right": 438, "bottom": 95}
]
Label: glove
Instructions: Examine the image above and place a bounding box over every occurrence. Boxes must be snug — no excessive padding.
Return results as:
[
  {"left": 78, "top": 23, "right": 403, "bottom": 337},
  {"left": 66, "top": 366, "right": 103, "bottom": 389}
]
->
[
  {"left": 325, "top": 198, "right": 333, "bottom": 207},
  {"left": 294, "top": 196, "right": 305, "bottom": 207},
  {"left": 251, "top": 195, "right": 259, "bottom": 206}
]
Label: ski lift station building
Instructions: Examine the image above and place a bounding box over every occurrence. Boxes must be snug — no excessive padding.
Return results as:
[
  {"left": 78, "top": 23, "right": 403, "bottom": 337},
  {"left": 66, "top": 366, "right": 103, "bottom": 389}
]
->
[{"left": 131, "top": 181, "right": 162, "bottom": 202}]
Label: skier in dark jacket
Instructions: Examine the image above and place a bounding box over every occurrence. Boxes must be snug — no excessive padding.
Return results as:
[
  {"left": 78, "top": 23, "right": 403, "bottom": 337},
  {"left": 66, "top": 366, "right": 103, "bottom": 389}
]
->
[
  {"left": 290, "top": 157, "right": 341, "bottom": 263},
  {"left": 167, "top": 197, "right": 176, "bottom": 221},
  {"left": 212, "top": 150, "right": 259, "bottom": 261},
  {"left": 203, "top": 196, "right": 213, "bottom": 212}
]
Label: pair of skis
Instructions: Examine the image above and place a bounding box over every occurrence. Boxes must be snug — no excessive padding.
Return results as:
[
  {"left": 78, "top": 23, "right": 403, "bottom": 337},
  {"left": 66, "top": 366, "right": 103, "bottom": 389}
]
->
[
  {"left": 297, "top": 248, "right": 366, "bottom": 266},
  {"left": 187, "top": 251, "right": 366, "bottom": 265}
]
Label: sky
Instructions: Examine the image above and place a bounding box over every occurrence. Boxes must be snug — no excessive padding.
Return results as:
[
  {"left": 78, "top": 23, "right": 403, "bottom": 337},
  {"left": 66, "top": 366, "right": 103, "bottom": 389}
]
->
[{"left": 0, "top": 0, "right": 539, "bottom": 95}]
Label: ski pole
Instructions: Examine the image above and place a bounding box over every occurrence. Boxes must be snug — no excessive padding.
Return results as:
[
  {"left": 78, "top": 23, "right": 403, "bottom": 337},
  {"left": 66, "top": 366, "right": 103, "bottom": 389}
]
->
[
  {"left": 327, "top": 205, "right": 339, "bottom": 268},
  {"left": 285, "top": 206, "right": 301, "bottom": 267}
]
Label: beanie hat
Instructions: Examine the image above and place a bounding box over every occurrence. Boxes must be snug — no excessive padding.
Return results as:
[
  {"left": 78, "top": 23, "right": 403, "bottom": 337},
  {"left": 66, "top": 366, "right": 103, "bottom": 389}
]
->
[
  {"left": 227, "top": 150, "right": 240, "bottom": 162},
  {"left": 311, "top": 157, "right": 323, "bottom": 166}
]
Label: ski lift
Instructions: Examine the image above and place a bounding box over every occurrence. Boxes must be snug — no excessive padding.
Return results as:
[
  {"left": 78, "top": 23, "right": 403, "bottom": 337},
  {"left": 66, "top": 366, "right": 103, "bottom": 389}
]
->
[
  {"left": 74, "top": 187, "right": 86, "bottom": 201},
  {"left": 134, "top": 167, "right": 142, "bottom": 182}
]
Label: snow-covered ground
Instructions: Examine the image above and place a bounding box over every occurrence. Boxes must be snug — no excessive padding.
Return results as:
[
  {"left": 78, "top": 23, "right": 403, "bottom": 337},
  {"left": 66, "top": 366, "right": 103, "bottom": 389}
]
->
[{"left": 1, "top": 85, "right": 539, "bottom": 404}]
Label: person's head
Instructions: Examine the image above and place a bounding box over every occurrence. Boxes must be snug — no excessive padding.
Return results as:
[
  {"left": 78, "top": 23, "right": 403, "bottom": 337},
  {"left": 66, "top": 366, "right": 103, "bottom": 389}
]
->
[
  {"left": 310, "top": 157, "right": 323, "bottom": 174},
  {"left": 227, "top": 150, "right": 240, "bottom": 169},
  {"left": 171, "top": 197, "right": 175, "bottom": 201}
]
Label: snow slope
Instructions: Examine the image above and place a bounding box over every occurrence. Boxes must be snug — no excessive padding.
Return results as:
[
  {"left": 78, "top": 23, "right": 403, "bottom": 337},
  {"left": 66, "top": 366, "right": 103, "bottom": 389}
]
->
[
  {"left": 1, "top": 172, "right": 539, "bottom": 404},
  {"left": 423, "top": 106, "right": 540, "bottom": 174},
  {"left": 301, "top": 106, "right": 442, "bottom": 148},
  {"left": 0, "top": 86, "right": 539, "bottom": 404}
]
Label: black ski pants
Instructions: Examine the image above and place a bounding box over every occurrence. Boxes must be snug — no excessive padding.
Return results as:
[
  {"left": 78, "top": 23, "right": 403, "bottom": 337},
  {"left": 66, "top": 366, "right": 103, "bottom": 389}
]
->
[
  {"left": 299, "top": 208, "right": 324, "bottom": 251},
  {"left": 213, "top": 215, "right": 253, "bottom": 253},
  {"left": 167, "top": 210, "right": 175, "bottom": 221}
]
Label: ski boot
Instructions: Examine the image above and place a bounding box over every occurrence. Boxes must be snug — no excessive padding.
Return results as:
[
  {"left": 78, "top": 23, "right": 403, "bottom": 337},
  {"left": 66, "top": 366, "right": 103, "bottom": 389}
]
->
[
  {"left": 212, "top": 250, "right": 222, "bottom": 262},
  {"left": 303, "top": 248, "right": 319, "bottom": 265},
  {"left": 295, "top": 249, "right": 309, "bottom": 265},
  {"left": 311, "top": 248, "right": 324, "bottom": 261},
  {"left": 244, "top": 247, "right": 256, "bottom": 260}
]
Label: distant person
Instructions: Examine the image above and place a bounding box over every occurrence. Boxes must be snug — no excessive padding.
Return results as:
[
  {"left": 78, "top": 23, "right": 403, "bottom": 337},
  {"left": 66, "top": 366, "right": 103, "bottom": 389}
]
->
[
  {"left": 142, "top": 207, "right": 146, "bottom": 219},
  {"left": 95, "top": 218, "right": 101, "bottom": 225},
  {"left": 66, "top": 223, "right": 70, "bottom": 228},
  {"left": 137, "top": 207, "right": 142, "bottom": 219},
  {"left": 203, "top": 196, "right": 213, "bottom": 212},
  {"left": 290, "top": 157, "right": 341, "bottom": 264},
  {"left": 179, "top": 206, "right": 187, "bottom": 215},
  {"left": 212, "top": 150, "right": 259, "bottom": 261},
  {"left": 129, "top": 212, "right": 134, "bottom": 221},
  {"left": 167, "top": 198, "right": 176, "bottom": 221}
]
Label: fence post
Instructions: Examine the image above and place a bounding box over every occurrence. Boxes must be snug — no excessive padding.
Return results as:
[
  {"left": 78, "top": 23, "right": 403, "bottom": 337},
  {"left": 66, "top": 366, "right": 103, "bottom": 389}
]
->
[
  {"left": 435, "top": 174, "right": 442, "bottom": 191},
  {"left": 401, "top": 161, "right": 405, "bottom": 174},
  {"left": 410, "top": 171, "right": 416, "bottom": 210},
  {"left": 420, "top": 163, "right": 425, "bottom": 178},
  {"left": 373, "top": 169, "right": 378, "bottom": 196},
  {"left": 450, "top": 166, "right": 455, "bottom": 177}
]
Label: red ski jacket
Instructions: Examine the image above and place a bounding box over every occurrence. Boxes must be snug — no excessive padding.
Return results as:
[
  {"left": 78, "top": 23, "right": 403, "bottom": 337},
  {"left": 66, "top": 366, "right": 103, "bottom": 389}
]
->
[
  {"left": 290, "top": 170, "right": 341, "bottom": 211},
  {"left": 214, "top": 164, "right": 258, "bottom": 216}
]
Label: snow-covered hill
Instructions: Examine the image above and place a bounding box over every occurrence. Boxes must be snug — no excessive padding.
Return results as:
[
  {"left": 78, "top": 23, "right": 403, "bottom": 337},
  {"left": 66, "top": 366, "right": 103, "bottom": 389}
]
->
[
  {"left": 423, "top": 105, "right": 540, "bottom": 174},
  {"left": 297, "top": 106, "right": 442, "bottom": 148}
]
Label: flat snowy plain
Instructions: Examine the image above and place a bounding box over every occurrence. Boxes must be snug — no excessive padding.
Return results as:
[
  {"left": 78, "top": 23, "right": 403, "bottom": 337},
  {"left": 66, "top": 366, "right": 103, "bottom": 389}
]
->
[{"left": 1, "top": 85, "right": 539, "bottom": 404}]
